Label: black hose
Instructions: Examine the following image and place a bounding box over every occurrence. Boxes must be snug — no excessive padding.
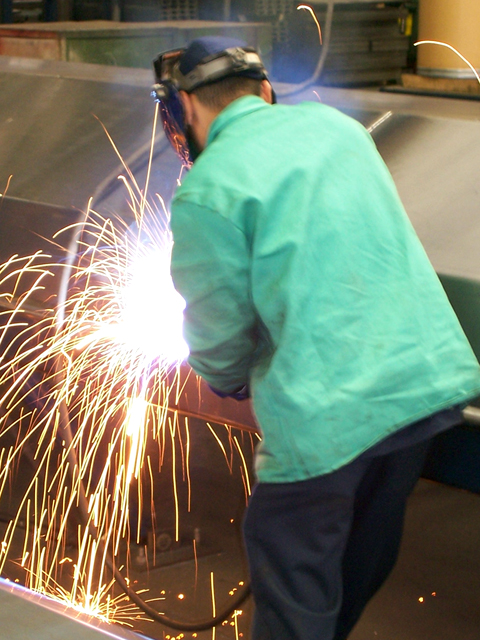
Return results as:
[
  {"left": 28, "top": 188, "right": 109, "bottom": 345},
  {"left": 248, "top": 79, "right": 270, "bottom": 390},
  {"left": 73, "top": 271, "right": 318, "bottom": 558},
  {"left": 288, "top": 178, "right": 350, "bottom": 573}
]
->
[
  {"left": 276, "top": 0, "right": 335, "bottom": 98},
  {"left": 105, "top": 554, "right": 250, "bottom": 632}
]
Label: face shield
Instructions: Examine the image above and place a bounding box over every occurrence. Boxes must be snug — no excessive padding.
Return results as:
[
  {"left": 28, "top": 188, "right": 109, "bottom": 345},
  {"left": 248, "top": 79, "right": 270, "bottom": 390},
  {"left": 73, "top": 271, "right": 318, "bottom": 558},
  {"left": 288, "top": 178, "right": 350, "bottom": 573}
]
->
[
  {"left": 151, "top": 49, "right": 195, "bottom": 168},
  {"left": 151, "top": 45, "right": 270, "bottom": 167}
]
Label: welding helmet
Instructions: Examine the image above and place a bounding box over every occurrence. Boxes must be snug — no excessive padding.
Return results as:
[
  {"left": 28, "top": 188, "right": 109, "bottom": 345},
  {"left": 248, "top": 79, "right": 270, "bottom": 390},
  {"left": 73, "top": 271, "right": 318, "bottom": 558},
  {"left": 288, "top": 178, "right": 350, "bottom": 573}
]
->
[{"left": 152, "top": 36, "right": 271, "bottom": 167}]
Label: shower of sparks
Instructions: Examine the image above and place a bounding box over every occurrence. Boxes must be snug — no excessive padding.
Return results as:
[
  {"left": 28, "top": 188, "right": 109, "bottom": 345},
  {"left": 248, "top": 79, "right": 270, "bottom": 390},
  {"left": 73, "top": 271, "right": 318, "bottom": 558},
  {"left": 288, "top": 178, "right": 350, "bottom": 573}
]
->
[
  {"left": 0, "top": 140, "right": 253, "bottom": 629},
  {"left": 297, "top": 5, "right": 323, "bottom": 45},
  {"left": 414, "top": 40, "right": 480, "bottom": 85},
  {"left": 0, "top": 181, "right": 190, "bottom": 622},
  {"left": 210, "top": 571, "right": 217, "bottom": 640}
]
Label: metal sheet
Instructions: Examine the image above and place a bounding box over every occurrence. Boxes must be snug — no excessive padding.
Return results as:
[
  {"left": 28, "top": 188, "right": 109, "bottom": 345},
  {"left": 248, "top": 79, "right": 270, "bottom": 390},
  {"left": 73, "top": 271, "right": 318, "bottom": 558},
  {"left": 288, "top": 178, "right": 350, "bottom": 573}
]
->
[
  {"left": 367, "top": 113, "right": 480, "bottom": 282},
  {"left": 0, "top": 56, "right": 179, "bottom": 212},
  {"left": 0, "top": 195, "right": 82, "bottom": 312},
  {"left": 0, "top": 578, "right": 149, "bottom": 640}
]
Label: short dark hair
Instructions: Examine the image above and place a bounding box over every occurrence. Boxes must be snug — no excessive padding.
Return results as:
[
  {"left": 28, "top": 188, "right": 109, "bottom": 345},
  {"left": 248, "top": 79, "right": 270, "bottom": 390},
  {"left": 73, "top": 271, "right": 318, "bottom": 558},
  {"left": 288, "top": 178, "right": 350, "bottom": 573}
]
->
[{"left": 192, "top": 76, "right": 263, "bottom": 111}]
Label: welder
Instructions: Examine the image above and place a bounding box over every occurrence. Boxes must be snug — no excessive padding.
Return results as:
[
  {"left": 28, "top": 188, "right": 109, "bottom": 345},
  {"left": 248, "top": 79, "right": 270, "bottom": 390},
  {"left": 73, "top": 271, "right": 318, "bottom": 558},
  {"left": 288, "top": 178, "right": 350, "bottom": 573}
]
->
[{"left": 152, "top": 36, "right": 480, "bottom": 639}]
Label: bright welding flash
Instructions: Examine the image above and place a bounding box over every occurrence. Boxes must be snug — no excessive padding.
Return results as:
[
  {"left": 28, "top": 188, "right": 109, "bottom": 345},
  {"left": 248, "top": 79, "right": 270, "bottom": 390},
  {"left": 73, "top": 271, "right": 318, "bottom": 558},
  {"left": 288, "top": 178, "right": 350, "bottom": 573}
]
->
[{"left": 121, "top": 247, "right": 189, "bottom": 363}]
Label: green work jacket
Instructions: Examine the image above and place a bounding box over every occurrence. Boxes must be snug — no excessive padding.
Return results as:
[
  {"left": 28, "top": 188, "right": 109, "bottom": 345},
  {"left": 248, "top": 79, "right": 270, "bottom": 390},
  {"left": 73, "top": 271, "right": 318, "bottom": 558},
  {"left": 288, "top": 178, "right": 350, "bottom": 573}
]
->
[{"left": 170, "top": 95, "right": 480, "bottom": 483}]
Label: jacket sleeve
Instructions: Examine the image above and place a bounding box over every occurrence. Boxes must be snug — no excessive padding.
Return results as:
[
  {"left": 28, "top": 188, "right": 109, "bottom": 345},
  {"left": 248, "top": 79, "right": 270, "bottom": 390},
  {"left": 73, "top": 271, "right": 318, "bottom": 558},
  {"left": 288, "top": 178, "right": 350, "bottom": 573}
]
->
[{"left": 170, "top": 198, "right": 257, "bottom": 394}]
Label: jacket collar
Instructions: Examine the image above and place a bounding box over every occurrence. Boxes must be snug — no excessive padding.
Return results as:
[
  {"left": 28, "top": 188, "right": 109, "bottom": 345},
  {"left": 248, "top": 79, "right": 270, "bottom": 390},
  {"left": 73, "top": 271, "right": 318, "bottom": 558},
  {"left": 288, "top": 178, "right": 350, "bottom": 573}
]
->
[{"left": 207, "top": 95, "right": 270, "bottom": 147}]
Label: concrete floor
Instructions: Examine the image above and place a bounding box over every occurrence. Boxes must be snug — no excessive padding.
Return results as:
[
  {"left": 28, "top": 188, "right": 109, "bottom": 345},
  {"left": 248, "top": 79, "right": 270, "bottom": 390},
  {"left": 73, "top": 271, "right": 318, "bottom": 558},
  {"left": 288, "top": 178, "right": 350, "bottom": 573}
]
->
[
  {"left": 126, "top": 478, "right": 480, "bottom": 640},
  {"left": 348, "top": 479, "right": 480, "bottom": 640}
]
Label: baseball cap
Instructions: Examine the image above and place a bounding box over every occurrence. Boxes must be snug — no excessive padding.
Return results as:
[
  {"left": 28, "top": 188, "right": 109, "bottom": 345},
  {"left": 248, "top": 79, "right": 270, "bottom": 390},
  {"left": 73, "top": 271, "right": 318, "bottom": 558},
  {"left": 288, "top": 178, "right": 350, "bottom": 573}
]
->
[{"left": 178, "top": 35, "right": 268, "bottom": 86}]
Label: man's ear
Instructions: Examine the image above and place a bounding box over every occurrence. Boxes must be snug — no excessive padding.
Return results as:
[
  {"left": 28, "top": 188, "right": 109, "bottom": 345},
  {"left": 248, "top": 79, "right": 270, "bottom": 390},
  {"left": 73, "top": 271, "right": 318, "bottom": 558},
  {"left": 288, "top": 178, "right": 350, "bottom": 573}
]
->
[
  {"left": 179, "top": 90, "right": 194, "bottom": 126},
  {"left": 260, "top": 80, "right": 273, "bottom": 105}
]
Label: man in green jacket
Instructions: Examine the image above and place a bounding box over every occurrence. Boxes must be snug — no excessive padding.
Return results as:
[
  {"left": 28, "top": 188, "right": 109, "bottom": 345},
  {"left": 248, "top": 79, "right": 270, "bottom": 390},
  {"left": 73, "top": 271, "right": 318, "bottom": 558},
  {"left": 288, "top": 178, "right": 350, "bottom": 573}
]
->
[{"left": 152, "top": 37, "right": 480, "bottom": 639}]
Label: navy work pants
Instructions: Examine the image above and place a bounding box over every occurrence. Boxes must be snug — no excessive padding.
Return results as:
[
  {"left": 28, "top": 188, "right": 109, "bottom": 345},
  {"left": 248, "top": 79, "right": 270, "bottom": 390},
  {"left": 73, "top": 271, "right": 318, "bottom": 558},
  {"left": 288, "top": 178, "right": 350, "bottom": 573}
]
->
[{"left": 243, "top": 439, "right": 431, "bottom": 640}]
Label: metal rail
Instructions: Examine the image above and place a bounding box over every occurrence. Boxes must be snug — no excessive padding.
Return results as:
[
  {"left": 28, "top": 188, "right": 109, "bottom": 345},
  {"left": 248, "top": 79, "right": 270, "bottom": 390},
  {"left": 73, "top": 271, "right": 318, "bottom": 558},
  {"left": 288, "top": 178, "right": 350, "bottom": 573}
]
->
[{"left": 462, "top": 405, "right": 480, "bottom": 427}]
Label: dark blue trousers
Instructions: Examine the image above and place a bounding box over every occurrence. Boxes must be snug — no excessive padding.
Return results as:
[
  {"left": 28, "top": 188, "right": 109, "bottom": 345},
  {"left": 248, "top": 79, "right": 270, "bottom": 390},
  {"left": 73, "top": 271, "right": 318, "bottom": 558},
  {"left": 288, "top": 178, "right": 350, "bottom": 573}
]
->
[{"left": 243, "top": 439, "right": 432, "bottom": 640}]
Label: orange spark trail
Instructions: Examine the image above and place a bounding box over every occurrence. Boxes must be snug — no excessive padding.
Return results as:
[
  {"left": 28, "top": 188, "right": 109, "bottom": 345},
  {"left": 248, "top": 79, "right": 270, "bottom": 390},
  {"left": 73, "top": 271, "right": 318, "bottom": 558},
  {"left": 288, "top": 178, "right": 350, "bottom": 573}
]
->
[
  {"left": 0, "top": 175, "right": 189, "bottom": 623},
  {"left": 0, "top": 119, "right": 255, "bottom": 635},
  {"left": 297, "top": 4, "right": 323, "bottom": 45}
]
